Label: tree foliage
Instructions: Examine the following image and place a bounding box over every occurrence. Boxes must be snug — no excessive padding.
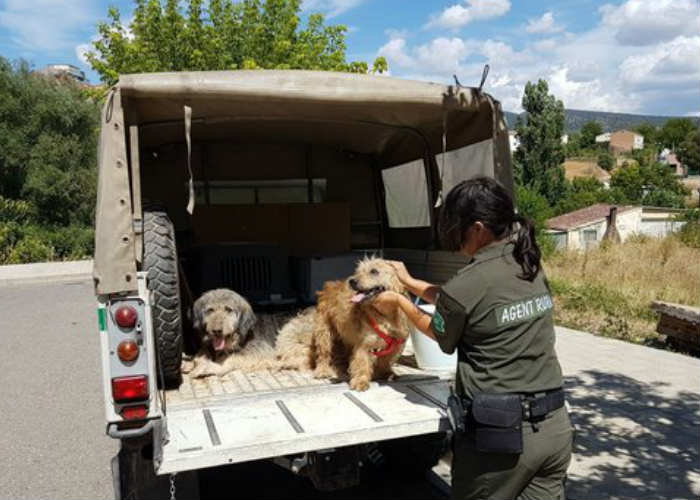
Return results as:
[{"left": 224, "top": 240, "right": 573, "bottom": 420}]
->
[
  {"left": 0, "top": 58, "right": 99, "bottom": 263},
  {"left": 515, "top": 184, "right": 555, "bottom": 257},
  {"left": 659, "top": 118, "right": 696, "bottom": 150},
  {"left": 607, "top": 160, "right": 688, "bottom": 208},
  {"left": 86, "top": 0, "right": 387, "bottom": 85},
  {"left": 513, "top": 80, "right": 567, "bottom": 206},
  {"left": 554, "top": 177, "right": 610, "bottom": 215},
  {"left": 678, "top": 128, "right": 700, "bottom": 175},
  {"left": 579, "top": 121, "right": 603, "bottom": 149},
  {"left": 633, "top": 122, "right": 660, "bottom": 148},
  {"left": 597, "top": 151, "right": 615, "bottom": 171}
]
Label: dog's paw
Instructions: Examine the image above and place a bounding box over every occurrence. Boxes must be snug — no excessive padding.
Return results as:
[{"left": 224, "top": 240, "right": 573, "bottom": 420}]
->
[
  {"left": 181, "top": 359, "right": 195, "bottom": 374},
  {"left": 349, "top": 378, "right": 371, "bottom": 391},
  {"left": 190, "top": 364, "right": 213, "bottom": 379}
]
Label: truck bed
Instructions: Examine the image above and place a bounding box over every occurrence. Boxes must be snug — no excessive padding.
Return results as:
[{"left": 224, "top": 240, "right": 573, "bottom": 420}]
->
[{"left": 158, "top": 349, "right": 452, "bottom": 475}]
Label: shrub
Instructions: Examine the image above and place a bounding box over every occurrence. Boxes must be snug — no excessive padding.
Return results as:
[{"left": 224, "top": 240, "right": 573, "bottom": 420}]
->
[
  {"left": 676, "top": 208, "right": 700, "bottom": 248},
  {"left": 597, "top": 151, "right": 615, "bottom": 171},
  {"left": 515, "top": 184, "right": 556, "bottom": 257},
  {"left": 6, "top": 235, "right": 54, "bottom": 264}
]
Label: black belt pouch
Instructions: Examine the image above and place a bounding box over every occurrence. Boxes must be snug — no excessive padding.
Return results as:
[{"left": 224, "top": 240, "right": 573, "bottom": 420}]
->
[{"left": 471, "top": 393, "right": 523, "bottom": 454}]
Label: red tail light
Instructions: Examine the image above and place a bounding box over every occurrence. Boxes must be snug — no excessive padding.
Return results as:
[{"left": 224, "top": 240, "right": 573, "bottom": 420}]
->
[
  {"left": 122, "top": 405, "right": 148, "bottom": 420},
  {"left": 112, "top": 375, "right": 149, "bottom": 402},
  {"left": 117, "top": 340, "right": 140, "bottom": 362},
  {"left": 115, "top": 306, "right": 138, "bottom": 329}
]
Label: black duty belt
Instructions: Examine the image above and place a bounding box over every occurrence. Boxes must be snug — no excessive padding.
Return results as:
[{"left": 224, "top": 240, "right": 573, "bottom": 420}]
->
[{"left": 463, "top": 388, "right": 565, "bottom": 422}]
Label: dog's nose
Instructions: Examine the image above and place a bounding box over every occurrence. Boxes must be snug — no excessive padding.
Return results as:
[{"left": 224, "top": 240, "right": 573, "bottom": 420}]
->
[
  {"left": 211, "top": 328, "right": 223, "bottom": 335},
  {"left": 349, "top": 278, "right": 358, "bottom": 289}
]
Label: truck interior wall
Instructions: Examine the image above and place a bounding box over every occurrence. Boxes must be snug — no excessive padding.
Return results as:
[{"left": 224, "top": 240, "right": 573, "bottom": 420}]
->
[{"left": 140, "top": 141, "right": 380, "bottom": 255}]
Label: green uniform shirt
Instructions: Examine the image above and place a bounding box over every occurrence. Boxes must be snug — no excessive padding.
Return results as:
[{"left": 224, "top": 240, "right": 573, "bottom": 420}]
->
[{"left": 430, "top": 239, "right": 563, "bottom": 399}]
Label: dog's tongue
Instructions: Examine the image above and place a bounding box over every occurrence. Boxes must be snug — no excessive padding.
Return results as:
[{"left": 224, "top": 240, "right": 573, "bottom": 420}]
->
[
  {"left": 350, "top": 293, "right": 366, "bottom": 304},
  {"left": 213, "top": 337, "right": 226, "bottom": 351}
]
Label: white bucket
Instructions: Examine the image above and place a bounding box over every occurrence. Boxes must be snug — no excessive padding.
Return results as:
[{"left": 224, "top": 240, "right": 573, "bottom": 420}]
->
[{"left": 410, "top": 304, "right": 457, "bottom": 371}]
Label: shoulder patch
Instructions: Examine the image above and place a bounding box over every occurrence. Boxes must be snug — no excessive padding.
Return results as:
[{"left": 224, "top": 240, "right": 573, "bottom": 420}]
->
[
  {"left": 432, "top": 310, "right": 446, "bottom": 334},
  {"left": 495, "top": 293, "right": 553, "bottom": 327}
]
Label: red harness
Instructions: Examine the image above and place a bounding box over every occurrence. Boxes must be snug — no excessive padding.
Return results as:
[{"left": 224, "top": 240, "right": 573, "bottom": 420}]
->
[{"left": 367, "top": 315, "right": 405, "bottom": 357}]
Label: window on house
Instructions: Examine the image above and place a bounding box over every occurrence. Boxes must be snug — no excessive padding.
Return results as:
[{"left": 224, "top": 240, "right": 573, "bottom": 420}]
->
[{"left": 582, "top": 229, "right": 598, "bottom": 248}]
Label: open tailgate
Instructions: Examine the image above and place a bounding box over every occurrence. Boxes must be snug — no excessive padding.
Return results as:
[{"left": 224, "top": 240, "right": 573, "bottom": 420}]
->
[{"left": 156, "top": 368, "right": 451, "bottom": 474}]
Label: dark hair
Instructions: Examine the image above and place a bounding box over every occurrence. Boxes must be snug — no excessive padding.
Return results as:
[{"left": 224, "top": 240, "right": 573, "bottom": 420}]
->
[{"left": 437, "top": 177, "right": 541, "bottom": 281}]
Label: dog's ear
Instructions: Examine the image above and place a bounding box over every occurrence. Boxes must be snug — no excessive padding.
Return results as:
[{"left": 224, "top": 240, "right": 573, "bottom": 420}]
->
[
  {"left": 385, "top": 262, "right": 406, "bottom": 294},
  {"left": 239, "top": 305, "right": 257, "bottom": 338},
  {"left": 192, "top": 297, "right": 205, "bottom": 333}
]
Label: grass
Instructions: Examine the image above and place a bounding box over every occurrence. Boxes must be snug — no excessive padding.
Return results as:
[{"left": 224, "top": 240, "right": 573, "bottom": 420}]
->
[{"left": 544, "top": 234, "right": 700, "bottom": 348}]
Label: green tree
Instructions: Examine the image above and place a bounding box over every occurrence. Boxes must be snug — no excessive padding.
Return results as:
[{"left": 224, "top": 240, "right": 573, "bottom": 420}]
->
[
  {"left": 515, "top": 184, "right": 555, "bottom": 256},
  {"left": 513, "top": 80, "right": 567, "bottom": 205},
  {"left": 597, "top": 151, "right": 615, "bottom": 171},
  {"left": 633, "top": 122, "right": 660, "bottom": 148},
  {"left": 86, "top": 0, "right": 386, "bottom": 85},
  {"left": 677, "top": 128, "right": 700, "bottom": 175},
  {"left": 554, "top": 177, "right": 610, "bottom": 215},
  {"left": 565, "top": 132, "right": 581, "bottom": 158},
  {"left": 579, "top": 121, "right": 603, "bottom": 149},
  {"left": 608, "top": 161, "right": 688, "bottom": 208},
  {"left": 0, "top": 57, "right": 99, "bottom": 263},
  {"left": 659, "top": 118, "right": 696, "bottom": 150}
]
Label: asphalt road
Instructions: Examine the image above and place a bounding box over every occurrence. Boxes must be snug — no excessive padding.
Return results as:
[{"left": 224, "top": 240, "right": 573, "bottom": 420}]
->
[
  {"left": 0, "top": 278, "right": 116, "bottom": 499},
  {"left": 0, "top": 278, "right": 444, "bottom": 500}
]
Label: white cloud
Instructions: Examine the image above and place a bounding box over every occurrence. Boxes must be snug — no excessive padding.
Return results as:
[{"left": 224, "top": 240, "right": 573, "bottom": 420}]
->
[
  {"left": 532, "top": 38, "right": 558, "bottom": 52},
  {"left": 0, "top": 0, "right": 95, "bottom": 52},
  {"left": 425, "top": 0, "right": 511, "bottom": 30},
  {"left": 620, "top": 35, "right": 700, "bottom": 90},
  {"left": 376, "top": 1, "right": 700, "bottom": 116},
  {"left": 599, "top": 0, "right": 700, "bottom": 46},
  {"left": 75, "top": 44, "right": 91, "bottom": 65},
  {"left": 377, "top": 37, "right": 415, "bottom": 69},
  {"left": 375, "top": 0, "right": 689, "bottom": 115},
  {"left": 378, "top": 35, "right": 479, "bottom": 75},
  {"left": 302, "top": 0, "right": 366, "bottom": 18},
  {"left": 525, "top": 12, "right": 564, "bottom": 34}
]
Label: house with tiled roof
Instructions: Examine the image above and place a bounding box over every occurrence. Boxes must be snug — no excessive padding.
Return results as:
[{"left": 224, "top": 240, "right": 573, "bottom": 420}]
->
[
  {"left": 546, "top": 203, "right": 687, "bottom": 251},
  {"left": 546, "top": 204, "right": 642, "bottom": 250}
]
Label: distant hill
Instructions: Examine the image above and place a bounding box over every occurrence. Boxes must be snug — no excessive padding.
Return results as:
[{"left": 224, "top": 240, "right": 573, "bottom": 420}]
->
[{"left": 504, "top": 109, "right": 699, "bottom": 133}]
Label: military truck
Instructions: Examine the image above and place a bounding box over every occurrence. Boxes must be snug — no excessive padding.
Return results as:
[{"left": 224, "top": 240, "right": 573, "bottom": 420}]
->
[{"left": 93, "top": 70, "right": 513, "bottom": 498}]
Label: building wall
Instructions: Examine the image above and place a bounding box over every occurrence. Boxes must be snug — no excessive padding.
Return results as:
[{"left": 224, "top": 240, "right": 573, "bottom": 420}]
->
[
  {"left": 610, "top": 130, "right": 643, "bottom": 153},
  {"left": 639, "top": 219, "right": 686, "bottom": 238},
  {"left": 508, "top": 133, "right": 520, "bottom": 152},
  {"left": 555, "top": 207, "right": 643, "bottom": 251},
  {"left": 639, "top": 208, "right": 687, "bottom": 238}
]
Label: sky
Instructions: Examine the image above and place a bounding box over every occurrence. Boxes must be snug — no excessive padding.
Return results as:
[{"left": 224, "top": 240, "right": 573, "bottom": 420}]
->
[{"left": 0, "top": 0, "right": 698, "bottom": 116}]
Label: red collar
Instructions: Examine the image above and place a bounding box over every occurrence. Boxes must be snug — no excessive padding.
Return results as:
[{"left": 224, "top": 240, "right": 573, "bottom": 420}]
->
[{"left": 367, "top": 315, "right": 405, "bottom": 357}]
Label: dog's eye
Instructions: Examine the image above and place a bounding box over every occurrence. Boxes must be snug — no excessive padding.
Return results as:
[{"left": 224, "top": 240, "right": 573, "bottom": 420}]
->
[
  {"left": 370, "top": 268, "right": 379, "bottom": 276},
  {"left": 224, "top": 306, "right": 233, "bottom": 313},
  {"left": 205, "top": 307, "right": 215, "bottom": 314}
]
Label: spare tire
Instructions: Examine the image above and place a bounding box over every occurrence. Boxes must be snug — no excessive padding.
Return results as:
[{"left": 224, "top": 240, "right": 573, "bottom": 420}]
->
[{"left": 143, "top": 207, "right": 183, "bottom": 388}]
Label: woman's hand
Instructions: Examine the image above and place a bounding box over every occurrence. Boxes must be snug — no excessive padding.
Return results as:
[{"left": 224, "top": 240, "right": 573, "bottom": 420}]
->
[
  {"left": 386, "top": 260, "right": 413, "bottom": 286},
  {"left": 370, "top": 290, "right": 401, "bottom": 317}
]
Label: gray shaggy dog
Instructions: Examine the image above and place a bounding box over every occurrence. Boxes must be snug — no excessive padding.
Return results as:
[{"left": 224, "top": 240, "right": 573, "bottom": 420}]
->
[{"left": 182, "top": 288, "right": 269, "bottom": 378}]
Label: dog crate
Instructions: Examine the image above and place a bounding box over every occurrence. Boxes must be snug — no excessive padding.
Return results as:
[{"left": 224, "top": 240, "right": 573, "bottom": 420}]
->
[
  {"left": 184, "top": 243, "right": 296, "bottom": 306},
  {"left": 291, "top": 252, "right": 376, "bottom": 304}
]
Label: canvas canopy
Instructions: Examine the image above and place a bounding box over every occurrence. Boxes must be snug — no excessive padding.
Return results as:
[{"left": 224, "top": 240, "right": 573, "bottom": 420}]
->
[{"left": 94, "top": 70, "right": 512, "bottom": 295}]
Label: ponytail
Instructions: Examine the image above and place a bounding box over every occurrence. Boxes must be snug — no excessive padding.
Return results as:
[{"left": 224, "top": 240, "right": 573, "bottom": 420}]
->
[
  {"left": 437, "top": 177, "right": 543, "bottom": 282},
  {"left": 512, "top": 214, "right": 541, "bottom": 281}
]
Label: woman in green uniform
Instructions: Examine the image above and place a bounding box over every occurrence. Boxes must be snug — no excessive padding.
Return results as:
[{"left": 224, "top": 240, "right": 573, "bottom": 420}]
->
[{"left": 372, "top": 177, "right": 573, "bottom": 500}]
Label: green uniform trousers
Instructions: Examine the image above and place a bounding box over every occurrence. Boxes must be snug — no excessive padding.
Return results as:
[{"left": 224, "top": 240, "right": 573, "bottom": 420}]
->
[{"left": 451, "top": 406, "right": 574, "bottom": 500}]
